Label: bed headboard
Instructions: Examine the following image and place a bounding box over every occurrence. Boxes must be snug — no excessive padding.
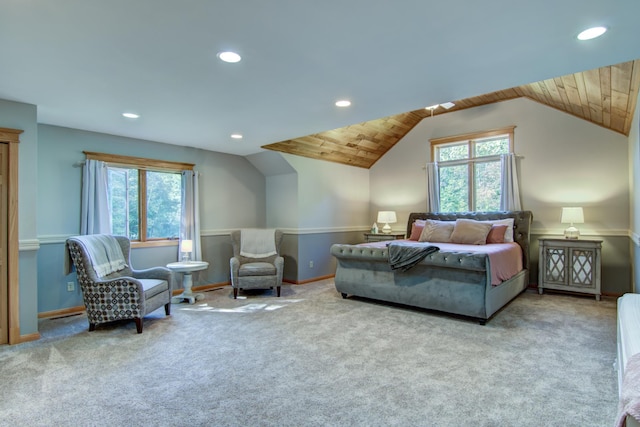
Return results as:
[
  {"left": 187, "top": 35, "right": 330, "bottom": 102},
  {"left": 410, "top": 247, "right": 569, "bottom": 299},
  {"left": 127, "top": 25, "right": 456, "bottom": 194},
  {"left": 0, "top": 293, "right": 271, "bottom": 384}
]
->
[{"left": 406, "top": 211, "right": 533, "bottom": 271}]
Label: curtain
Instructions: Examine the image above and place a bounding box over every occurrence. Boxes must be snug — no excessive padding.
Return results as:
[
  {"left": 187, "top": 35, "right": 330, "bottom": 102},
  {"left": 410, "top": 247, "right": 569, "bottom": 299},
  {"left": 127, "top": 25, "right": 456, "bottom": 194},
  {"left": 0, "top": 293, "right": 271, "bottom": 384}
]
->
[
  {"left": 180, "top": 170, "right": 201, "bottom": 261},
  {"left": 425, "top": 162, "right": 440, "bottom": 213},
  {"left": 500, "top": 153, "right": 522, "bottom": 211},
  {"left": 80, "top": 159, "right": 111, "bottom": 235}
]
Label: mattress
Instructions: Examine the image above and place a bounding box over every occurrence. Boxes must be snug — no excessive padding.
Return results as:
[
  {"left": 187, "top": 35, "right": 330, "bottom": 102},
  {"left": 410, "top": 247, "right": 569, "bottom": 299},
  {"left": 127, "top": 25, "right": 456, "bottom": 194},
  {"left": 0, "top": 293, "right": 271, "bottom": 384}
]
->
[{"left": 360, "top": 240, "right": 523, "bottom": 285}]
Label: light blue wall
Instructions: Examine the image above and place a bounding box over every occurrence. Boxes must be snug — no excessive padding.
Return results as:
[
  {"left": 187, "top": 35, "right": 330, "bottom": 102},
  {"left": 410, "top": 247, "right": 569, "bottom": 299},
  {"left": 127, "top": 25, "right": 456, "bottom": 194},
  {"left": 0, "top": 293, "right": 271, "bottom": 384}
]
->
[
  {"left": 0, "top": 98, "right": 39, "bottom": 337},
  {"left": 36, "top": 124, "right": 266, "bottom": 313}
]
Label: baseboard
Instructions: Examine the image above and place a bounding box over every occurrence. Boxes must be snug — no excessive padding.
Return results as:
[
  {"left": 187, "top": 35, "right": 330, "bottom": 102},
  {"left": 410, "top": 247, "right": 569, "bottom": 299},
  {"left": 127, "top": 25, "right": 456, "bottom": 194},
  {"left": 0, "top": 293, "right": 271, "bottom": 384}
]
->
[
  {"left": 178, "top": 282, "right": 229, "bottom": 294},
  {"left": 284, "top": 274, "right": 335, "bottom": 285},
  {"left": 13, "top": 331, "right": 41, "bottom": 344},
  {"left": 38, "top": 305, "right": 86, "bottom": 319}
]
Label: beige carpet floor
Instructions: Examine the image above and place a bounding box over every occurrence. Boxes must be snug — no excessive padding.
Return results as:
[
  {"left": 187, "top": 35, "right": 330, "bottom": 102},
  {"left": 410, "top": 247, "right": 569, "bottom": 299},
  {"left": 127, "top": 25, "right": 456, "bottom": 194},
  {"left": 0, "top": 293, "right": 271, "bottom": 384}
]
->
[{"left": 0, "top": 280, "right": 619, "bottom": 426}]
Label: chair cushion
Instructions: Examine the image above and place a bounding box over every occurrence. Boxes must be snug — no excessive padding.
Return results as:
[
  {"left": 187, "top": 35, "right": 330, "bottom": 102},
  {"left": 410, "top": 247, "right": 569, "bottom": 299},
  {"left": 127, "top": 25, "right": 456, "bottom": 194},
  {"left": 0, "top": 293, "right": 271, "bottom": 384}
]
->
[
  {"left": 239, "top": 262, "right": 276, "bottom": 277},
  {"left": 140, "top": 279, "right": 169, "bottom": 299}
]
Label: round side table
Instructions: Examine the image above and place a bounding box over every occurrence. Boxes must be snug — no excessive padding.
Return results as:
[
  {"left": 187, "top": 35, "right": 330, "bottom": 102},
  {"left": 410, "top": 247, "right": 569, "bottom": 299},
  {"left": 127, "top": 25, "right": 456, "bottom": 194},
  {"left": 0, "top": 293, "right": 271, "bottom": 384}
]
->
[{"left": 167, "top": 261, "right": 209, "bottom": 304}]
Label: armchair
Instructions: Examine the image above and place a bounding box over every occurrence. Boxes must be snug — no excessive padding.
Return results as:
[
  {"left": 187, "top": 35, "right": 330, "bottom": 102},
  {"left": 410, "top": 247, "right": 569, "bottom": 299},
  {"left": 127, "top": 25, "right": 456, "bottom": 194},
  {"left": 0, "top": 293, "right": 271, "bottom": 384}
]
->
[
  {"left": 66, "top": 234, "right": 174, "bottom": 333},
  {"left": 230, "top": 229, "right": 284, "bottom": 299}
]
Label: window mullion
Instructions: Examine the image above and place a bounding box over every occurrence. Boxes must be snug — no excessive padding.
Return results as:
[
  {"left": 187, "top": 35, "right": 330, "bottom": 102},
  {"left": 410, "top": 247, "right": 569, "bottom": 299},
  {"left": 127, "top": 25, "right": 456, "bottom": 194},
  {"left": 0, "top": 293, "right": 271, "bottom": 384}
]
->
[
  {"left": 139, "top": 170, "right": 147, "bottom": 242},
  {"left": 468, "top": 162, "right": 474, "bottom": 211},
  {"left": 468, "top": 141, "right": 474, "bottom": 211}
]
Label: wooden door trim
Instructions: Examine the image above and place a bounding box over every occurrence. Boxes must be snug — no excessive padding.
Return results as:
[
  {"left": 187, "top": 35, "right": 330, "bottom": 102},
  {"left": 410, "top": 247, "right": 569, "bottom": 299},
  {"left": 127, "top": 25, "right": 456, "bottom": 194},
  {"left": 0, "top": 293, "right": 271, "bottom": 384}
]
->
[{"left": 0, "top": 128, "right": 21, "bottom": 344}]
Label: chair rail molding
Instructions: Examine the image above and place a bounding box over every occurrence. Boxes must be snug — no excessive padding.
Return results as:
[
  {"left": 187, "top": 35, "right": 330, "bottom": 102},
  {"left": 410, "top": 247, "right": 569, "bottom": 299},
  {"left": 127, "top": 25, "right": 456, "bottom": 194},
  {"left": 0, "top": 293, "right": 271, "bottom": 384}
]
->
[
  {"left": 19, "top": 239, "right": 40, "bottom": 251},
  {"left": 531, "top": 227, "right": 630, "bottom": 238}
]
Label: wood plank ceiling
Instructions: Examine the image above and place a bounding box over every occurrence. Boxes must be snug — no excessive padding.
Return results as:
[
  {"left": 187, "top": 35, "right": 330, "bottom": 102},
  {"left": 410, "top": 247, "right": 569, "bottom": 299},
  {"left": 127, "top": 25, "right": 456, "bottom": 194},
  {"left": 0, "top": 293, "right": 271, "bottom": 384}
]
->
[{"left": 263, "top": 59, "right": 640, "bottom": 169}]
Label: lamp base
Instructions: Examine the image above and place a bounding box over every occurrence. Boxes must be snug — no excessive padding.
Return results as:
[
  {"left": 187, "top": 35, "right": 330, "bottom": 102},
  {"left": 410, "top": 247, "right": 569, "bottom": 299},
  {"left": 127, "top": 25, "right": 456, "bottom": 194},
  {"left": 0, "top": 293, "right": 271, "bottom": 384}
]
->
[
  {"left": 564, "top": 226, "right": 580, "bottom": 239},
  {"left": 382, "top": 223, "right": 392, "bottom": 234}
]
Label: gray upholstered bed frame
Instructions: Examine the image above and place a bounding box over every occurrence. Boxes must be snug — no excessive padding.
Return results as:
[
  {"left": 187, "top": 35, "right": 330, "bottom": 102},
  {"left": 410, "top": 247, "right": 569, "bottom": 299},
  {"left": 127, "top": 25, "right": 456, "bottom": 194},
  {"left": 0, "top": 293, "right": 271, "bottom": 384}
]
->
[{"left": 330, "top": 211, "right": 533, "bottom": 324}]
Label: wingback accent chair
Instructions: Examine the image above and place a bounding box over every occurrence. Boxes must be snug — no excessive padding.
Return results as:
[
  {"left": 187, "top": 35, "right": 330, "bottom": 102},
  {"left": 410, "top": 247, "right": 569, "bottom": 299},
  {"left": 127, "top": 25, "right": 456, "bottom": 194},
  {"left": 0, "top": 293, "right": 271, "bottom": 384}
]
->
[
  {"left": 66, "top": 235, "right": 174, "bottom": 333},
  {"left": 230, "top": 229, "right": 284, "bottom": 299}
]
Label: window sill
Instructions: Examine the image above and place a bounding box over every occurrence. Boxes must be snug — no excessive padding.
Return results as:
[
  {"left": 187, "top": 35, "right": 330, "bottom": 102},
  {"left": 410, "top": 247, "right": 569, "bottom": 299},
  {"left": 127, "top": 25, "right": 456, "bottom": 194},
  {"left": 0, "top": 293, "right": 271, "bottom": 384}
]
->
[{"left": 131, "top": 240, "right": 179, "bottom": 249}]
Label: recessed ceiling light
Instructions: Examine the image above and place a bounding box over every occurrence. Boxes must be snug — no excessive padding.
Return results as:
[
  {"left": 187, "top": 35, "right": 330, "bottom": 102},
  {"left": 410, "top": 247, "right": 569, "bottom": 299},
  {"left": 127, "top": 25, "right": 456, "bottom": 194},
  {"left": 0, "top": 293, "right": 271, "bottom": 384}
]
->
[
  {"left": 335, "top": 100, "right": 351, "bottom": 107},
  {"left": 218, "top": 51, "right": 242, "bottom": 63},
  {"left": 230, "top": 133, "right": 243, "bottom": 139},
  {"left": 577, "top": 26, "right": 607, "bottom": 40},
  {"left": 122, "top": 112, "right": 140, "bottom": 119},
  {"left": 440, "top": 102, "right": 455, "bottom": 109},
  {"left": 425, "top": 104, "right": 439, "bottom": 110}
]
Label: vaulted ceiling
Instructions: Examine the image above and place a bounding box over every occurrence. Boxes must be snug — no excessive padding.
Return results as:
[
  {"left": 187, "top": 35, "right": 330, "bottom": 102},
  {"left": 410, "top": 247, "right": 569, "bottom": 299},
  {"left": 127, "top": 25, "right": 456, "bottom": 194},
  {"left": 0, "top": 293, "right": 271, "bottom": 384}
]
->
[
  {"left": 263, "top": 59, "right": 640, "bottom": 169},
  {"left": 1, "top": 2, "right": 639, "bottom": 163}
]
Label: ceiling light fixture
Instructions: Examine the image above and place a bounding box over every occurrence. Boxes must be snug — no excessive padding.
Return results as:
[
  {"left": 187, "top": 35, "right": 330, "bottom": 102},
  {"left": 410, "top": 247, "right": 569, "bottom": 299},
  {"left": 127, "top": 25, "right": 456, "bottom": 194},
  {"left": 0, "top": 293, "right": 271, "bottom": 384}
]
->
[
  {"left": 425, "top": 102, "right": 455, "bottom": 117},
  {"left": 122, "top": 112, "right": 140, "bottom": 119},
  {"left": 577, "top": 26, "right": 607, "bottom": 40},
  {"left": 218, "top": 51, "right": 242, "bottom": 63},
  {"left": 230, "top": 133, "right": 243, "bottom": 139},
  {"left": 335, "top": 100, "right": 351, "bottom": 107}
]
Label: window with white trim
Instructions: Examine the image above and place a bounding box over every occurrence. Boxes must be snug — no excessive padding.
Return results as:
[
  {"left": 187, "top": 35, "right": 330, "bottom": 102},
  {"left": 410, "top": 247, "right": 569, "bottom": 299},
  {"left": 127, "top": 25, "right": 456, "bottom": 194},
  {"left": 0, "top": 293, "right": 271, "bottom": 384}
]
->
[{"left": 430, "top": 127, "right": 514, "bottom": 212}]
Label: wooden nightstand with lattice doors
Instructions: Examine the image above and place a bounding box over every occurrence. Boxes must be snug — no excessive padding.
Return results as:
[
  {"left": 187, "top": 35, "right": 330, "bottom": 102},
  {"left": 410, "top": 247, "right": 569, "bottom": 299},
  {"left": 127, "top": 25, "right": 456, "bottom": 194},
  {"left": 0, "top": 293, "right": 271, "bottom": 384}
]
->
[{"left": 538, "top": 238, "right": 602, "bottom": 301}]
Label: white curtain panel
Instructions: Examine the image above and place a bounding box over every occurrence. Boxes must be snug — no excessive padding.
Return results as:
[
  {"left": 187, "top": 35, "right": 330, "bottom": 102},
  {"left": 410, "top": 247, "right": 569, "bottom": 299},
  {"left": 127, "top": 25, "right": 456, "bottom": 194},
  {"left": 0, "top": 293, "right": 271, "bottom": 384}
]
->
[
  {"left": 80, "top": 159, "right": 112, "bottom": 235},
  {"left": 500, "top": 153, "right": 522, "bottom": 211},
  {"left": 425, "top": 162, "right": 440, "bottom": 213},
  {"left": 180, "top": 170, "right": 202, "bottom": 261}
]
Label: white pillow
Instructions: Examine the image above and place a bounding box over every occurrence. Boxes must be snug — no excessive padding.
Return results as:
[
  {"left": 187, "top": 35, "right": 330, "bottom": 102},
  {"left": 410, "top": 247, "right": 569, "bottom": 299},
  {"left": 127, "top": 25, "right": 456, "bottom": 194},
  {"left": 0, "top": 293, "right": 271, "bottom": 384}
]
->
[{"left": 480, "top": 218, "right": 515, "bottom": 242}]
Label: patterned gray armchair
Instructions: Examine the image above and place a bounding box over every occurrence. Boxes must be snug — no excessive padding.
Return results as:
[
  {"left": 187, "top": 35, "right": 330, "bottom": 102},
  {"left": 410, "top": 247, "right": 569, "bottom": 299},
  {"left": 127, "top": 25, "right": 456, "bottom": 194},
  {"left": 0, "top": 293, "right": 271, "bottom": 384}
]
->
[
  {"left": 230, "top": 229, "right": 284, "bottom": 299},
  {"left": 66, "top": 234, "right": 174, "bottom": 333}
]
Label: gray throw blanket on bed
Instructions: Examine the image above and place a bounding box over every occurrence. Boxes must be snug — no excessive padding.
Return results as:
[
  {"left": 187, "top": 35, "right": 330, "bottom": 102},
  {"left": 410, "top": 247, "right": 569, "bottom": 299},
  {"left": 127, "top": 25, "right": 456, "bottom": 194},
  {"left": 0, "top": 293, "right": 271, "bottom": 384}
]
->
[{"left": 387, "top": 241, "right": 439, "bottom": 272}]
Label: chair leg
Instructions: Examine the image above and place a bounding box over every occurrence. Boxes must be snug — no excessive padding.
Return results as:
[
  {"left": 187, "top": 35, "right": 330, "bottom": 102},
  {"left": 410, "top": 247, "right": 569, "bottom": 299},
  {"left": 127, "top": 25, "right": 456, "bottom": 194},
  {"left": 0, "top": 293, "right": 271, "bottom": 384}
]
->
[
  {"left": 89, "top": 323, "right": 96, "bottom": 332},
  {"left": 165, "top": 302, "right": 171, "bottom": 316},
  {"left": 135, "top": 318, "right": 143, "bottom": 334},
  {"left": 233, "top": 287, "right": 238, "bottom": 299},
  {"left": 276, "top": 286, "right": 281, "bottom": 297}
]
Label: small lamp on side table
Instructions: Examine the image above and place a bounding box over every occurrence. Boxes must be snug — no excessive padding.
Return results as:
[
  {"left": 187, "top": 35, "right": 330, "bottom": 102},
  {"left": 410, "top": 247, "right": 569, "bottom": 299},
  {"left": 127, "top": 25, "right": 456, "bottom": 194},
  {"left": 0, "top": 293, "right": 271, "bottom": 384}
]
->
[
  {"left": 561, "top": 207, "right": 584, "bottom": 239},
  {"left": 377, "top": 211, "right": 397, "bottom": 234},
  {"left": 180, "top": 239, "right": 193, "bottom": 262}
]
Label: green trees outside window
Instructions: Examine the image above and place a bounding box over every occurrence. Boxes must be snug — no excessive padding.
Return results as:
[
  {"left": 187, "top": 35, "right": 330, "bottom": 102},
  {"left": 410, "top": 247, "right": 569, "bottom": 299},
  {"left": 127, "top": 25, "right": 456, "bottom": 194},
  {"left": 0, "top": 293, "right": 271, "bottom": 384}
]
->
[
  {"left": 432, "top": 128, "right": 513, "bottom": 212},
  {"left": 108, "top": 167, "right": 181, "bottom": 241}
]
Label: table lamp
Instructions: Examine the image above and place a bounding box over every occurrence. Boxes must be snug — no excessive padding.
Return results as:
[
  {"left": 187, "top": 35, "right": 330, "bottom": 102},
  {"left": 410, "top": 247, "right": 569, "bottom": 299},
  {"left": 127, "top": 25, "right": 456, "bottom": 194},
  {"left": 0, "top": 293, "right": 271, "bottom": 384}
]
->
[
  {"left": 377, "top": 211, "right": 397, "bottom": 234},
  {"left": 561, "top": 207, "right": 584, "bottom": 239},
  {"left": 180, "top": 239, "right": 193, "bottom": 262}
]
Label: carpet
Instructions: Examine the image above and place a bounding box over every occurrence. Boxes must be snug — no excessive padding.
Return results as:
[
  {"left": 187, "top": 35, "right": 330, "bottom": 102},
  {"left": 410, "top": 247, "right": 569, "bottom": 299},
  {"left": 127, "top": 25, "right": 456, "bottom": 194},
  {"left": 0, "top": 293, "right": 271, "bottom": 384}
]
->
[{"left": 0, "top": 280, "right": 619, "bottom": 426}]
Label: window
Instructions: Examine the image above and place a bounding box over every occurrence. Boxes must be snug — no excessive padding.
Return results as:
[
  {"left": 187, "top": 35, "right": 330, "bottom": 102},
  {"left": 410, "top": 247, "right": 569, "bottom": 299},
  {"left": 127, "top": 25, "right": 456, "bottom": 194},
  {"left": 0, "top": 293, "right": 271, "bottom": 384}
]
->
[
  {"left": 430, "top": 127, "right": 514, "bottom": 212},
  {"left": 85, "top": 152, "right": 194, "bottom": 245}
]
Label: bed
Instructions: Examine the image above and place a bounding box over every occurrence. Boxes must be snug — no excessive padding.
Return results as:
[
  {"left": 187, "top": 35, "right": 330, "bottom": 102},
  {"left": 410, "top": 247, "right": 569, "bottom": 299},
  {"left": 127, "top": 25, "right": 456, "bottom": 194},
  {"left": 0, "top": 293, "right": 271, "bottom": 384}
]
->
[{"left": 330, "top": 211, "right": 533, "bottom": 324}]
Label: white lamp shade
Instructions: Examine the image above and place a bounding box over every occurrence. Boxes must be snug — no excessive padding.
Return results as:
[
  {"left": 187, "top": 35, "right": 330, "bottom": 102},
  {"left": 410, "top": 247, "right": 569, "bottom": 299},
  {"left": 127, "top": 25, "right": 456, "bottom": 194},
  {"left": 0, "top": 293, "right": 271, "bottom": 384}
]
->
[
  {"left": 377, "top": 211, "right": 397, "bottom": 224},
  {"left": 181, "top": 239, "right": 193, "bottom": 253},
  {"left": 561, "top": 207, "right": 584, "bottom": 224}
]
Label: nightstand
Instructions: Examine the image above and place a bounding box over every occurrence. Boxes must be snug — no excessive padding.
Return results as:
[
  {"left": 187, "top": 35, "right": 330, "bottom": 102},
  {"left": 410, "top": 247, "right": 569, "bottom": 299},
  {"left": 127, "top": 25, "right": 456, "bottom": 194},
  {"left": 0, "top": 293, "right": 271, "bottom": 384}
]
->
[
  {"left": 364, "top": 233, "right": 405, "bottom": 243},
  {"left": 538, "top": 237, "right": 602, "bottom": 300}
]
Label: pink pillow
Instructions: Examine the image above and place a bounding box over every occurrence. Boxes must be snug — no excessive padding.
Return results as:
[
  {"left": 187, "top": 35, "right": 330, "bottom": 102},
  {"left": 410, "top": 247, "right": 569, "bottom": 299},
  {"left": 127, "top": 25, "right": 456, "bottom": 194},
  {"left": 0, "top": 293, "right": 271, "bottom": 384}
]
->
[
  {"left": 486, "top": 224, "right": 508, "bottom": 244},
  {"left": 409, "top": 220, "right": 426, "bottom": 241}
]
